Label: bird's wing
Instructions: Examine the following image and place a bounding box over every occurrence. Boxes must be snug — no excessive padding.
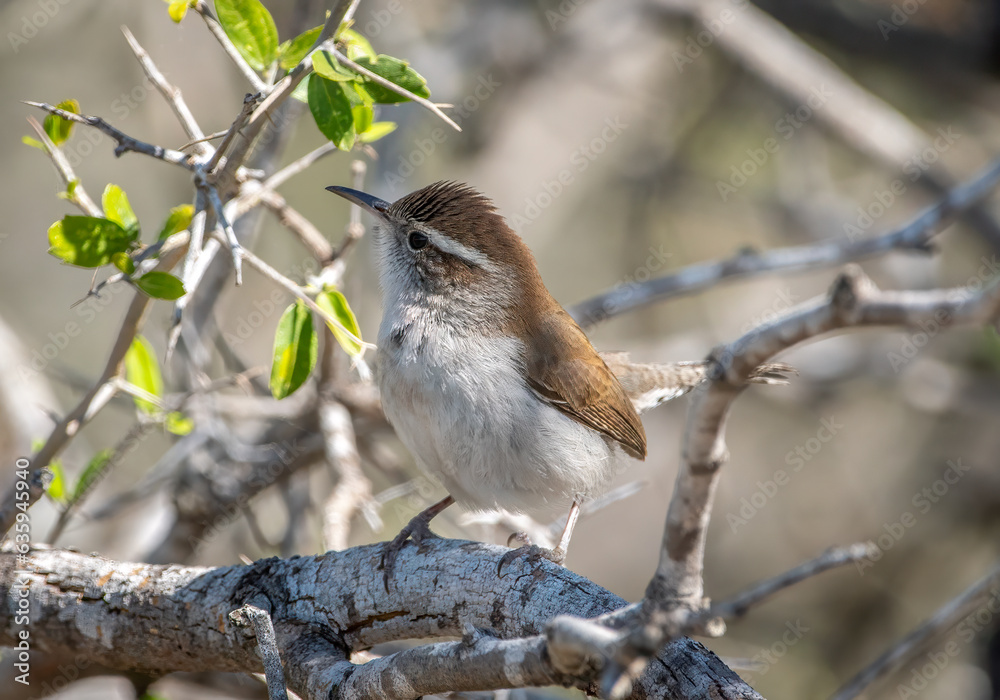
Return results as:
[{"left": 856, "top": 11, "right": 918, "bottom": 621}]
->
[{"left": 525, "top": 313, "right": 647, "bottom": 460}]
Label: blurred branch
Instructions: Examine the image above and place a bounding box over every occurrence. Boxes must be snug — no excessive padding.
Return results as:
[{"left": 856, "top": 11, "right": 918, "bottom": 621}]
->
[
  {"left": 572, "top": 156, "right": 1000, "bottom": 326},
  {"left": 0, "top": 241, "right": 188, "bottom": 536},
  {"left": 319, "top": 400, "right": 375, "bottom": 551},
  {"left": 654, "top": 0, "right": 1000, "bottom": 249},
  {"left": 830, "top": 561, "right": 1000, "bottom": 700},
  {"left": 206, "top": 92, "right": 262, "bottom": 175}
]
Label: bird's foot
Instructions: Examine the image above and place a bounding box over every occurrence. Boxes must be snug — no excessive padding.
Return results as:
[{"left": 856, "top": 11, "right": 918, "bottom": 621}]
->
[
  {"left": 380, "top": 496, "right": 454, "bottom": 591},
  {"left": 497, "top": 531, "right": 567, "bottom": 577}
]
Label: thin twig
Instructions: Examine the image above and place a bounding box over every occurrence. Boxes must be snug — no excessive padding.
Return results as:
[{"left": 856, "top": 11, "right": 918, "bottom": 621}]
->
[
  {"left": 229, "top": 604, "right": 290, "bottom": 700},
  {"left": 262, "top": 141, "right": 339, "bottom": 192},
  {"left": 257, "top": 189, "right": 334, "bottom": 262},
  {"left": 25, "top": 117, "right": 101, "bottom": 217},
  {"left": 193, "top": 0, "right": 269, "bottom": 93},
  {"left": 571, "top": 156, "right": 1000, "bottom": 326},
  {"left": 332, "top": 48, "right": 461, "bottom": 132},
  {"left": 120, "top": 25, "right": 210, "bottom": 156},
  {"left": 206, "top": 92, "right": 262, "bottom": 175},
  {"left": 200, "top": 180, "right": 244, "bottom": 285},
  {"left": 830, "top": 562, "right": 1000, "bottom": 700},
  {"left": 213, "top": 2, "right": 350, "bottom": 189},
  {"left": 23, "top": 102, "right": 196, "bottom": 169}
]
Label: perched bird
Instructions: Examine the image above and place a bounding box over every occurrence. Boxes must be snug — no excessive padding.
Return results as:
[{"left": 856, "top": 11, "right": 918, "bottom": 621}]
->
[{"left": 327, "top": 182, "right": 790, "bottom": 579}]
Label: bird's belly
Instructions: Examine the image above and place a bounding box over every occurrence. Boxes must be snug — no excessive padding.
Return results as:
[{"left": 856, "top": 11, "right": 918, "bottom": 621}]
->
[{"left": 377, "top": 333, "right": 622, "bottom": 515}]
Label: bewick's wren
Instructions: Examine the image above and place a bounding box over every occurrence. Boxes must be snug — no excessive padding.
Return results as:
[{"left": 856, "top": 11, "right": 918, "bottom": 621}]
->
[{"left": 327, "top": 182, "right": 790, "bottom": 578}]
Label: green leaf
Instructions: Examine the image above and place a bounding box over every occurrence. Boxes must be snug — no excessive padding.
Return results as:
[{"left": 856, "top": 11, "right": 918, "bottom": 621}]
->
[
  {"left": 72, "top": 449, "right": 113, "bottom": 502},
  {"left": 167, "top": 0, "right": 190, "bottom": 22},
  {"left": 135, "top": 271, "right": 186, "bottom": 300},
  {"left": 308, "top": 75, "right": 355, "bottom": 150},
  {"left": 48, "top": 216, "right": 137, "bottom": 268},
  {"left": 354, "top": 55, "right": 430, "bottom": 104},
  {"left": 22, "top": 135, "right": 44, "bottom": 150},
  {"left": 165, "top": 411, "right": 194, "bottom": 436},
  {"left": 291, "top": 73, "right": 311, "bottom": 103},
  {"left": 352, "top": 103, "right": 373, "bottom": 135},
  {"left": 269, "top": 300, "right": 318, "bottom": 399},
  {"left": 57, "top": 178, "right": 80, "bottom": 201},
  {"left": 124, "top": 335, "right": 164, "bottom": 414},
  {"left": 112, "top": 252, "right": 135, "bottom": 275},
  {"left": 46, "top": 461, "right": 67, "bottom": 504},
  {"left": 158, "top": 204, "right": 194, "bottom": 240},
  {"left": 316, "top": 289, "right": 363, "bottom": 356},
  {"left": 337, "top": 27, "right": 375, "bottom": 60},
  {"left": 279, "top": 24, "right": 322, "bottom": 70},
  {"left": 359, "top": 121, "right": 397, "bottom": 143},
  {"left": 215, "top": 0, "right": 279, "bottom": 72},
  {"left": 43, "top": 99, "right": 79, "bottom": 146},
  {"left": 102, "top": 184, "right": 139, "bottom": 235},
  {"left": 312, "top": 50, "right": 356, "bottom": 81}
]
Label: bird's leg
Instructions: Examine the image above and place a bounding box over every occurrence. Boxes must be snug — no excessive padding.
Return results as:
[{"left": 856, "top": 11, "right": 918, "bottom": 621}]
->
[
  {"left": 381, "top": 495, "right": 454, "bottom": 591},
  {"left": 498, "top": 499, "right": 582, "bottom": 575}
]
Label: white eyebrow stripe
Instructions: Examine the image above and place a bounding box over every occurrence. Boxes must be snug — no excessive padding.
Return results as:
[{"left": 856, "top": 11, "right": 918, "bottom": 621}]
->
[{"left": 414, "top": 223, "right": 495, "bottom": 269}]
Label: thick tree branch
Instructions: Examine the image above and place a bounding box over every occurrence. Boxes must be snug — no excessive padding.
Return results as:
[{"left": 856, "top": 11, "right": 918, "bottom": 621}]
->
[{"left": 0, "top": 541, "right": 761, "bottom": 700}]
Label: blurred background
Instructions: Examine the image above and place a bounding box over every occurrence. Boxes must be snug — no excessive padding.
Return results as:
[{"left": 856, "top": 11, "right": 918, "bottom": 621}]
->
[{"left": 2, "top": 0, "right": 1000, "bottom": 698}]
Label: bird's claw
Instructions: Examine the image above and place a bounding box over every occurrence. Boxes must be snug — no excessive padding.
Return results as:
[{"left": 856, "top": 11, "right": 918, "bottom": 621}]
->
[
  {"left": 497, "top": 542, "right": 566, "bottom": 577},
  {"left": 380, "top": 514, "right": 440, "bottom": 591}
]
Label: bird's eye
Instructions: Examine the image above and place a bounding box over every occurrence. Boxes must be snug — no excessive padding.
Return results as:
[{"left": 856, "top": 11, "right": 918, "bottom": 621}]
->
[{"left": 408, "top": 231, "right": 428, "bottom": 250}]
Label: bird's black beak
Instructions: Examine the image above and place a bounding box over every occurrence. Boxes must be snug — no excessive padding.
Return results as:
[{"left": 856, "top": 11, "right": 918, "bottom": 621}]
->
[{"left": 326, "top": 185, "right": 391, "bottom": 219}]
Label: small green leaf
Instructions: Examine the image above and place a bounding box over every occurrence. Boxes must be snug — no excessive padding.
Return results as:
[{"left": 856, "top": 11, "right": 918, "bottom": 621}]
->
[
  {"left": 316, "top": 289, "right": 363, "bottom": 356},
  {"left": 308, "top": 75, "right": 356, "bottom": 150},
  {"left": 312, "top": 50, "right": 356, "bottom": 81},
  {"left": 269, "top": 300, "right": 318, "bottom": 399},
  {"left": 337, "top": 27, "right": 375, "bottom": 60},
  {"left": 279, "top": 24, "right": 322, "bottom": 70},
  {"left": 291, "top": 73, "right": 311, "bottom": 103},
  {"left": 48, "top": 216, "right": 137, "bottom": 268},
  {"left": 72, "top": 449, "right": 113, "bottom": 502},
  {"left": 112, "top": 252, "right": 135, "bottom": 275},
  {"left": 43, "top": 99, "right": 79, "bottom": 146},
  {"left": 167, "top": 0, "right": 190, "bottom": 22},
  {"left": 135, "top": 271, "right": 186, "bottom": 300},
  {"left": 165, "top": 411, "right": 194, "bottom": 436},
  {"left": 125, "top": 335, "right": 164, "bottom": 414},
  {"left": 46, "top": 461, "right": 67, "bottom": 504},
  {"left": 157, "top": 204, "right": 194, "bottom": 240},
  {"left": 102, "top": 184, "right": 139, "bottom": 235},
  {"left": 359, "top": 121, "right": 397, "bottom": 143},
  {"left": 215, "top": 0, "right": 279, "bottom": 71},
  {"left": 354, "top": 55, "right": 430, "bottom": 104},
  {"left": 57, "top": 178, "right": 80, "bottom": 201},
  {"left": 22, "top": 135, "right": 45, "bottom": 150},
  {"left": 352, "top": 103, "right": 373, "bottom": 135}
]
